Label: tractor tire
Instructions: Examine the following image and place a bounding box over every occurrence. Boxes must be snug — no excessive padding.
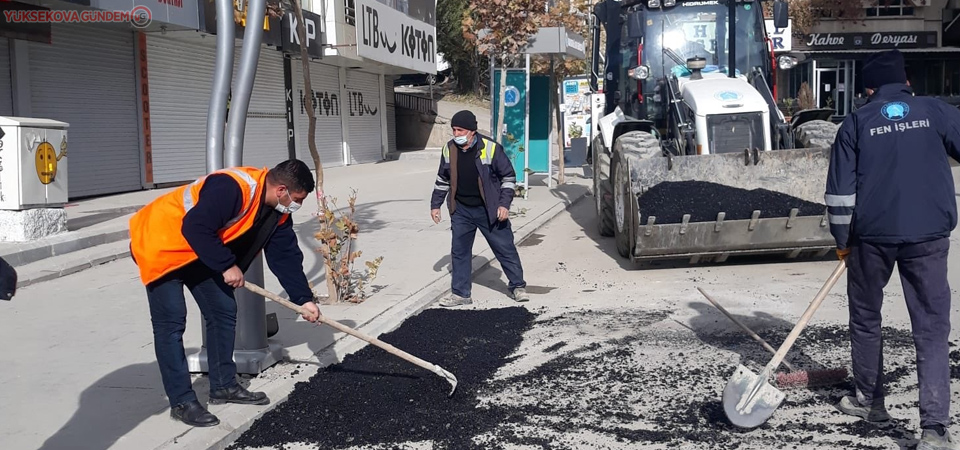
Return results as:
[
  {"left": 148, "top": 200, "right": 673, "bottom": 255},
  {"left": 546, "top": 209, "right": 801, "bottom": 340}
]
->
[
  {"left": 795, "top": 120, "right": 839, "bottom": 150},
  {"left": 594, "top": 144, "right": 615, "bottom": 237},
  {"left": 613, "top": 131, "right": 661, "bottom": 259}
]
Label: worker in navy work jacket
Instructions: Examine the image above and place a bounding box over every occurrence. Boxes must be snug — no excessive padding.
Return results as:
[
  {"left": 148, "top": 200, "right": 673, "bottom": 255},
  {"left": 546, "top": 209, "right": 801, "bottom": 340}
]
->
[
  {"left": 430, "top": 110, "right": 530, "bottom": 306},
  {"left": 825, "top": 49, "right": 960, "bottom": 450}
]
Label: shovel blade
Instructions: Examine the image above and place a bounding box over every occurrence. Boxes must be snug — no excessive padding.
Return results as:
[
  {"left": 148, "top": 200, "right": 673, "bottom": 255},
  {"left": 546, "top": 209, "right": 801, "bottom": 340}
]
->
[{"left": 722, "top": 364, "right": 786, "bottom": 429}]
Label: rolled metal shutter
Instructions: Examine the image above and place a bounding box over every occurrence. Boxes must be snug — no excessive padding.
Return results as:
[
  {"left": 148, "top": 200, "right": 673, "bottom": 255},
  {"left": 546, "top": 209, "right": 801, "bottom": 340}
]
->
[
  {"left": 292, "top": 60, "right": 344, "bottom": 167},
  {"left": 234, "top": 47, "right": 287, "bottom": 169},
  {"left": 147, "top": 35, "right": 214, "bottom": 184},
  {"left": 0, "top": 38, "right": 12, "bottom": 116},
  {"left": 29, "top": 24, "right": 141, "bottom": 197},
  {"left": 345, "top": 70, "right": 383, "bottom": 164},
  {"left": 385, "top": 76, "right": 396, "bottom": 153}
]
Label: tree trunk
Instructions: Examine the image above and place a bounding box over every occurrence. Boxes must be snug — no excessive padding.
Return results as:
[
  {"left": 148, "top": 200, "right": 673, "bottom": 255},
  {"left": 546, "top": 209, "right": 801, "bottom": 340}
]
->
[{"left": 291, "top": 0, "right": 337, "bottom": 300}]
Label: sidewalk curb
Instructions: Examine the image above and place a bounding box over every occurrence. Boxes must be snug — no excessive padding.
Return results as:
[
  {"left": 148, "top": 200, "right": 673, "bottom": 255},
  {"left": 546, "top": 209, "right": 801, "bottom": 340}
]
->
[
  {"left": 154, "top": 189, "right": 590, "bottom": 450},
  {"left": 386, "top": 148, "right": 443, "bottom": 162},
  {"left": 1, "top": 226, "right": 130, "bottom": 268},
  {"left": 15, "top": 241, "right": 132, "bottom": 289}
]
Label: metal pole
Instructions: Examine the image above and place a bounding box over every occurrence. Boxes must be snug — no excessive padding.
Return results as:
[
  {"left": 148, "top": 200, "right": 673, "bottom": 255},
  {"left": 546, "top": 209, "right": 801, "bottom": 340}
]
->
[
  {"left": 189, "top": 0, "right": 282, "bottom": 376},
  {"left": 205, "top": 0, "right": 234, "bottom": 173},
  {"left": 489, "top": 56, "right": 495, "bottom": 134},
  {"left": 226, "top": 0, "right": 283, "bottom": 374},
  {"left": 524, "top": 53, "right": 531, "bottom": 196},
  {"left": 727, "top": 0, "right": 736, "bottom": 79},
  {"left": 225, "top": 0, "right": 266, "bottom": 167},
  {"left": 190, "top": 0, "right": 235, "bottom": 375}
]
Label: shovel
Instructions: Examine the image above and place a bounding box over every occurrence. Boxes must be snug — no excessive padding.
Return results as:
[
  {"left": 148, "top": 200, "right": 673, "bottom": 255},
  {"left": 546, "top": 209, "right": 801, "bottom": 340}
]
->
[
  {"left": 242, "top": 281, "right": 459, "bottom": 396},
  {"left": 722, "top": 259, "right": 847, "bottom": 429}
]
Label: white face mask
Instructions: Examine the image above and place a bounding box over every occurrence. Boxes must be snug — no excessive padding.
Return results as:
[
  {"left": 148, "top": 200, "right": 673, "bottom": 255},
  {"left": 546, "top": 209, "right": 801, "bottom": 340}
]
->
[
  {"left": 453, "top": 135, "right": 470, "bottom": 146},
  {"left": 275, "top": 191, "right": 301, "bottom": 214}
]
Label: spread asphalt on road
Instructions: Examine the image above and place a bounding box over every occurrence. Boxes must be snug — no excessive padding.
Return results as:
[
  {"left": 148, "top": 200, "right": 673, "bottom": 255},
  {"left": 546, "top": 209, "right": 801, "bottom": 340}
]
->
[{"left": 232, "top": 199, "right": 960, "bottom": 450}]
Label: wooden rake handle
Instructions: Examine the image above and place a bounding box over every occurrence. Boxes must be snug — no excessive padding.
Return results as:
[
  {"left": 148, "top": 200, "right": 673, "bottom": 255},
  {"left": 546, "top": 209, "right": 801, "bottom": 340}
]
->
[
  {"left": 241, "top": 281, "right": 444, "bottom": 377},
  {"left": 765, "top": 259, "right": 847, "bottom": 372}
]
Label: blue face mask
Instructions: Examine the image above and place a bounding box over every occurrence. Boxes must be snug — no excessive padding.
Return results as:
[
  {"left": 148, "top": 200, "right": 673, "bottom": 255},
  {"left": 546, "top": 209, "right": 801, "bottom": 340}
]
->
[{"left": 453, "top": 135, "right": 470, "bottom": 146}]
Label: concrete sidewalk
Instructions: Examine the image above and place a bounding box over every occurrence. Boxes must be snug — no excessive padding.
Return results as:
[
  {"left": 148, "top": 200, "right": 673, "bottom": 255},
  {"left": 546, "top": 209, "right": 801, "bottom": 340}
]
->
[{"left": 0, "top": 158, "right": 591, "bottom": 450}]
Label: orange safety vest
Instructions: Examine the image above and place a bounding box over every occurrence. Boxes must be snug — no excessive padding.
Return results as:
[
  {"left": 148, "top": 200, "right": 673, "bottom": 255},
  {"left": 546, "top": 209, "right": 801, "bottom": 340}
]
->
[{"left": 129, "top": 166, "right": 290, "bottom": 286}]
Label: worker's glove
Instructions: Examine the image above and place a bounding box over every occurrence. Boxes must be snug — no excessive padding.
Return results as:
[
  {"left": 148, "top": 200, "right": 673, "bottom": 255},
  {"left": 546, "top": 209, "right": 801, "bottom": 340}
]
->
[{"left": 836, "top": 248, "right": 851, "bottom": 260}]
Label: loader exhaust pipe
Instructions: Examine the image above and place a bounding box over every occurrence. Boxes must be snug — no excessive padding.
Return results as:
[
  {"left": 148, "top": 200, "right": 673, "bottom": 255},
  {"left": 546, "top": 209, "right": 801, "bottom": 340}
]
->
[{"left": 727, "top": 0, "right": 736, "bottom": 78}]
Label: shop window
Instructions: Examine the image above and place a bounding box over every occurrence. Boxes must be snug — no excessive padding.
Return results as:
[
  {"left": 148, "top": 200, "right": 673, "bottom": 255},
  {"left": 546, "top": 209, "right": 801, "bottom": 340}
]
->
[
  {"left": 946, "top": 59, "right": 960, "bottom": 96},
  {"left": 905, "top": 61, "right": 927, "bottom": 95},
  {"left": 925, "top": 60, "right": 944, "bottom": 96},
  {"left": 865, "top": 0, "right": 914, "bottom": 17}
]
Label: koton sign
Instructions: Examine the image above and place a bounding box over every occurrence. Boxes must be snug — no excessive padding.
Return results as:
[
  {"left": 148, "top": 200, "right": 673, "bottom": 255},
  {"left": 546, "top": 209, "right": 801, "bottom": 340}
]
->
[{"left": 356, "top": 0, "right": 436, "bottom": 73}]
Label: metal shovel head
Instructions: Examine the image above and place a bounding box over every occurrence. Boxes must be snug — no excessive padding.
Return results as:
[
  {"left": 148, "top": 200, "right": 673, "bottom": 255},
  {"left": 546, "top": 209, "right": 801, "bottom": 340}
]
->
[{"left": 722, "top": 364, "right": 786, "bottom": 429}]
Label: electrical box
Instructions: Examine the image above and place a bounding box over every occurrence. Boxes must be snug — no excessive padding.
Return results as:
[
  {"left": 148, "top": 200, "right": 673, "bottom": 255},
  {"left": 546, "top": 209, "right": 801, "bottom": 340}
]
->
[{"left": 0, "top": 117, "right": 70, "bottom": 211}]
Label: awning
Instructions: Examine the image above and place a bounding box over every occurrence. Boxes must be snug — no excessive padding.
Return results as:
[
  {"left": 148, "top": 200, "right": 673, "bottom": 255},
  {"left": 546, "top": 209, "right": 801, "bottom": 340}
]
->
[{"left": 477, "top": 27, "right": 586, "bottom": 59}]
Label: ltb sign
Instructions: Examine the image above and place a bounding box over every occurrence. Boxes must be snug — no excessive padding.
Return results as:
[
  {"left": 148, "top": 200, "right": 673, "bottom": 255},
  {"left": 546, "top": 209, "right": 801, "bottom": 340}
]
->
[{"left": 764, "top": 19, "right": 792, "bottom": 52}]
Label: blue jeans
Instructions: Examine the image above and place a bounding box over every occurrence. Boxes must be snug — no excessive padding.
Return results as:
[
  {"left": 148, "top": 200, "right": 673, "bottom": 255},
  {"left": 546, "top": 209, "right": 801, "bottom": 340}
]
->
[
  {"left": 847, "top": 237, "right": 952, "bottom": 428},
  {"left": 451, "top": 202, "right": 526, "bottom": 298},
  {"left": 146, "top": 269, "right": 239, "bottom": 407}
]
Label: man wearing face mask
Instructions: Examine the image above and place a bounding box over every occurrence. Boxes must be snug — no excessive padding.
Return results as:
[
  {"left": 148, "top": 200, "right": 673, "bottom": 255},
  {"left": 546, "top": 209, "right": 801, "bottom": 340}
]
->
[
  {"left": 128, "top": 159, "right": 321, "bottom": 428},
  {"left": 431, "top": 110, "right": 529, "bottom": 306}
]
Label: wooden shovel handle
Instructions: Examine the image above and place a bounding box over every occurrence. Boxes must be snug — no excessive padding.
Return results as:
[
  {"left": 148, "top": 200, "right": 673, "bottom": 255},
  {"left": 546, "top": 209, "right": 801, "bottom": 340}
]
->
[
  {"left": 242, "top": 281, "right": 443, "bottom": 375},
  {"left": 766, "top": 259, "right": 847, "bottom": 372}
]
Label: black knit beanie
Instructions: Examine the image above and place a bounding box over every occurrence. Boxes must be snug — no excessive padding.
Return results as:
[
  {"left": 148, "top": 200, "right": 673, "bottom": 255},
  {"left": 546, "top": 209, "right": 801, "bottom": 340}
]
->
[
  {"left": 862, "top": 49, "right": 907, "bottom": 89},
  {"left": 451, "top": 110, "right": 478, "bottom": 131}
]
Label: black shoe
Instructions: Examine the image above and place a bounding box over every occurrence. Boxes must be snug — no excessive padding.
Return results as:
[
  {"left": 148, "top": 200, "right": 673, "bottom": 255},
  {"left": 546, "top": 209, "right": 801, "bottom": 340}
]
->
[
  {"left": 170, "top": 400, "right": 220, "bottom": 427},
  {"left": 209, "top": 384, "right": 270, "bottom": 406}
]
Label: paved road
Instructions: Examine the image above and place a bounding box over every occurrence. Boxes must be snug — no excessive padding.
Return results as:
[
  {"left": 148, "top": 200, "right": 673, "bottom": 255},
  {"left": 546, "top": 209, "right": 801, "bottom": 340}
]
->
[{"left": 239, "top": 197, "right": 960, "bottom": 450}]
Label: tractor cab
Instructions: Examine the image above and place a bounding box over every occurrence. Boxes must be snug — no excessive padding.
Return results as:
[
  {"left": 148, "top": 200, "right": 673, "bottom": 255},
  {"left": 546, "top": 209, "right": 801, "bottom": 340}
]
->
[{"left": 615, "top": 0, "right": 774, "bottom": 130}]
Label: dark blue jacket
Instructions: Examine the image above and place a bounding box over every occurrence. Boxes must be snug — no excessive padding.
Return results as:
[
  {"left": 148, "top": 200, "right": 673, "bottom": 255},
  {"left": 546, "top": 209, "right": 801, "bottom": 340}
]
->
[
  {"left": 826, "top": 83, "right": 960, "bottom": 249},
  {"left": 180, "top": 174, "right": 314, "bottom": 305},
  {"left": 430, "top": 134, "right": 517, "bottom": 225}
]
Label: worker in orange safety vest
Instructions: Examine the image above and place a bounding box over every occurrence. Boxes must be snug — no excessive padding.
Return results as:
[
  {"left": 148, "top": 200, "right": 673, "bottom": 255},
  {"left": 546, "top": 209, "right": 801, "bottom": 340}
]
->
[{"left": 129, "top": 159, "right": 321, "bottom": 428}]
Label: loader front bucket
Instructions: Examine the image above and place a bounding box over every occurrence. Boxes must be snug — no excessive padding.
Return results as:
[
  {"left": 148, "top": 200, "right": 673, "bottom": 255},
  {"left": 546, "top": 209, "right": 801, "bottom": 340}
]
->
[{"left": 625, "top": 147, "right": 835, "bottom": 263}]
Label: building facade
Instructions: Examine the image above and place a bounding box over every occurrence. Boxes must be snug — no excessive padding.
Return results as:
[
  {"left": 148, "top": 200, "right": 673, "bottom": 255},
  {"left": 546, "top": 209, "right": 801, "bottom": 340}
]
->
[
  {"left": 0, "top": 0, "right": 433, "bottom": 198},
  {"left": 774, "top": 0, "right": 960, "bottom": 120}
]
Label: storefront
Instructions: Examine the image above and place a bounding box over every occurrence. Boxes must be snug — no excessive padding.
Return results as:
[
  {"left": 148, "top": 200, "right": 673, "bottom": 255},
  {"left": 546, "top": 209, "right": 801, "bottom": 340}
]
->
[
  {"left": 0, "top": 0, "right": 407, "bottom": 197},
  {"left": 0, "top": 0, "right": 204, "bottom": 198},
  {"left": 25, "top": 23, "right": 142, "bottom": 198},
  {"left": 145, "top": 33, "right": 293, "bottom": 184},
  {"left": 290, "top": 57, "right": 347, "bottom": 167},
  {"left": 779, "top": 30, "right": 960, "bottom": 119}
]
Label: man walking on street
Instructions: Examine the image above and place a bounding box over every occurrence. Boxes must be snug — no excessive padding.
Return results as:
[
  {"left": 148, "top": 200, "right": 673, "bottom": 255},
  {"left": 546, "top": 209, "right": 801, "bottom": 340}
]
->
[
  {"left": 129, "top": 159, "right": 322, "bottom": 428},
  {"left": 826, "top": 49, "right": 960, "bottom": 450},
  {"left": 431, "top": 110, "right": 529, "bottom": 306}
]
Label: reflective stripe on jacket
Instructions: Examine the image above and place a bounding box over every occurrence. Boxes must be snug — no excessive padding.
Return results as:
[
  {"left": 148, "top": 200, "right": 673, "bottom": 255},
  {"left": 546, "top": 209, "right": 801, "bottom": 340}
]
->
[
  {"left": 129, "top": 166, "right": 290, "bottom": 285},
  {"left": 431, "top": 134, "right": 517, "bottom": 224}
]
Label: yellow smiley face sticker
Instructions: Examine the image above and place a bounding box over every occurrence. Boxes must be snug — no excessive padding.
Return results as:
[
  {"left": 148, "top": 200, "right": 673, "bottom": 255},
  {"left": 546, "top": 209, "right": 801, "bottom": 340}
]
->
[{"left": 35, "top": 138, "right": 67, "bottom": 185}]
